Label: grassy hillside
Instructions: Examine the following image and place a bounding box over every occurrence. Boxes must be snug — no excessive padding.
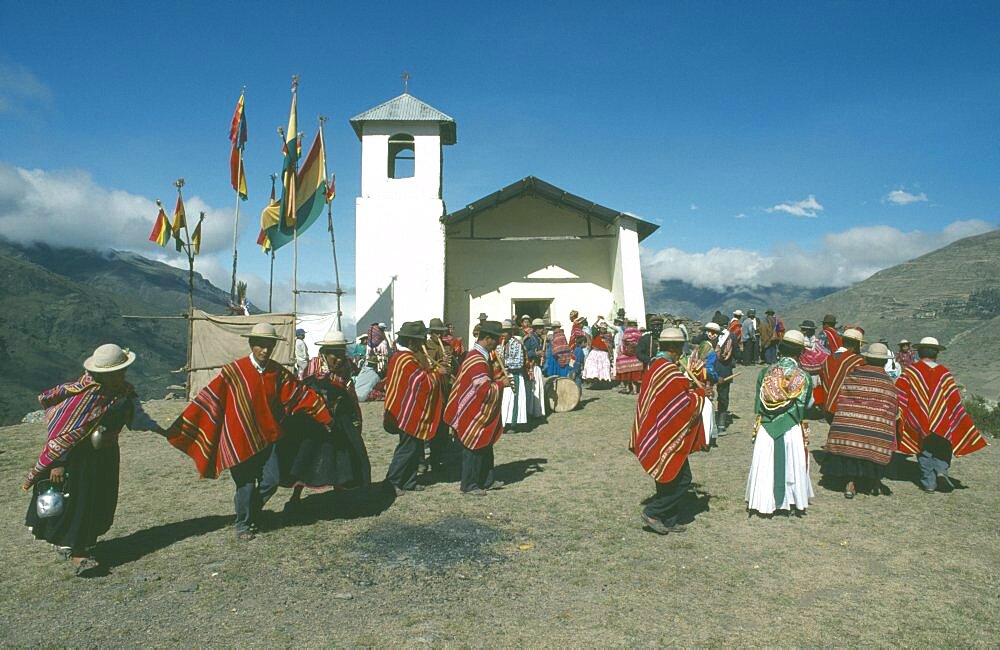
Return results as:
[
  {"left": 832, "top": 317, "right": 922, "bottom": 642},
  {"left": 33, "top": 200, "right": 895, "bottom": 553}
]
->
[
  {"left": 783, "top": 229, "right": 1000, "bottom": 398},
  {"left": 0, "top": 240, "right": 232, "bottom": 424}
]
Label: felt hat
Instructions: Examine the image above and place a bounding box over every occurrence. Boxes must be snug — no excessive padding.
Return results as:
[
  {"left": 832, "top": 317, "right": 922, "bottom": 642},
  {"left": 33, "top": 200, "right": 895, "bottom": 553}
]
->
[
  {"left": 733, "top": 309, "right": 744, "bottom": 317},
  {"left": 703, "top": 322, "right": 722, "bottom": 333},
  {"left": 915, "top": 336, "right": 946, "bottom": 351},
  {"left": 551, "top": 320, "right": 562, "bottom": 328},
  {"left": 842, "top": 328, "right": 865, "bottom": 344},
  {"left": 658, "top": 327, "right": 686, "bottom": 343},
  {"left": 295, "top": 328, "right": 305, "bottom": 337},
  {"left": 428, "top": 318, "right": 447, "bottom": 332},
  {"left": 502, "top": 319, "right": 515, "bottom": 330},
  {"left": 83, "top": 343, "right": 136, "bottom": 373},
  {"left": 531, "top": 318, "right": 545, "bottom": 327},
  {"left": 316, "top": 327, "right": 348, "bottom": 348},
  {"left": 863, "top": 342, "right": 891, "bottom": 360},
  {"left": 822, "top": 314, "right": 837, "bottom": 325},
  {"left": 396, "top": 321, "right": 428, "bottom": 339},
  {"left": 782, "top": 330, "right": 806, "bottom": 347},
  {"left": 748, "top": 308, "right": 756, "bottom": 316},
  {"left": 765, "top": 308, "right": 775, "bottom": 315},
  {"left": 477, "top": 312, "right": 488, "bottom": 320},
  {"left": 478, "top": 320, "right": 503, "bottom": 338},
  {"left": 898, "top": 339, "right": 910, "bottom": 345},
  {"left": 242, "top": 322, "right": 283, "bottom": 340},
  {"left": 799, "top": 319, "right": 816, "bottom": 330}
]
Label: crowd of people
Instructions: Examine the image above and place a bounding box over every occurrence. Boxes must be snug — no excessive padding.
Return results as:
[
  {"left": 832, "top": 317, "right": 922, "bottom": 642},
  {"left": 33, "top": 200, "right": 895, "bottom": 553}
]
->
[{"left": 21, "top": 307, "right": 989, "bottom": 575}]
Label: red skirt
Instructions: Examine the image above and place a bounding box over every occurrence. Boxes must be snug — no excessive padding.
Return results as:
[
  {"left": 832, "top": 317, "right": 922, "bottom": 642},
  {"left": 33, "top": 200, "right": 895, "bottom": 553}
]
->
[{"left": 617, "top": 370, "right": 643, "bottom": 382}]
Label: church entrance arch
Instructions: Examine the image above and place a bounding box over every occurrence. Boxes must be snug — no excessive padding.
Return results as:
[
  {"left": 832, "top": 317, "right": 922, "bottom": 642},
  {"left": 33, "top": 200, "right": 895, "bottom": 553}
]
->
[{"left": 512, "top": 298, "right": 552, "bottom": 322}]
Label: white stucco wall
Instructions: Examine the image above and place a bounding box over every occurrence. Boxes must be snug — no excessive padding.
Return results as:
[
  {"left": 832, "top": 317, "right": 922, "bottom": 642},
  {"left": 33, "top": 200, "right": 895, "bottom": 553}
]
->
[
  {"left": 354, "top": 120, "right": 446, "bottom": 336},
  {"left": 611, "top": 215, "right": 648, "bottom": 326}
]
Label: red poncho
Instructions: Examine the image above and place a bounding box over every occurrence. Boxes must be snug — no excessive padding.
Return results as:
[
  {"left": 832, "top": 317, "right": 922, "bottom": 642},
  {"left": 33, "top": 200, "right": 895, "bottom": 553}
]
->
[
  {"left": 444, "top": 349, "right": 504, "bottom": 450},
  {"left": 383, "top": 350, "right": 443, "bottom": 441},
  {"left": 629, "top": 357, "right": 705, "bottom": 483},
  {"left": 823, "top": 326, "right": 843, "bottom": 352},
  {"left": 166, "top": 357, "right": 332, "bottom": 478},
  {"left": 818, "top": 352, "right": 864, "bottom": 412},
  {"left": 895, "top": 360, "right": 988, "bottom": 457}
]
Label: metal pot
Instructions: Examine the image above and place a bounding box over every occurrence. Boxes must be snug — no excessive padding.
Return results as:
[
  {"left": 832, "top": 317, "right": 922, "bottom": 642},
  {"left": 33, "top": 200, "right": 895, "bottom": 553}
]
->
[{"left": 35, "top": 481, "right": 68, "bottom": 519}]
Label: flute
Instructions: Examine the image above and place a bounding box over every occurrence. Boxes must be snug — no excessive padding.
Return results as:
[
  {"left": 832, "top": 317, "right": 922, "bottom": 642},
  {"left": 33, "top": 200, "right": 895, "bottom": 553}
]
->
[{"left": 419, "top": 343, "right": 447, "bottom": 374}]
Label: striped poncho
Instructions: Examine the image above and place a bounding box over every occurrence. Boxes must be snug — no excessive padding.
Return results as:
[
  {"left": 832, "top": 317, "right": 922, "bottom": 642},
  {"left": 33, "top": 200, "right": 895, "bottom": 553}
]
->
[
  {"left": 166, "top": 356, "right": 332, "bottom": 478},
  {"left": 818, "top": 351, "right": 864, "bottom": 412},
  {"left": 824, "top": 364, "right": 898, "bottom": 465},
  {"left": 23, "top": 374, "right": 135, "bottom": 489},
  {"left": 444, "top": 348, "right": 504, "bottom": 450},
  {"left": 629, "top": 357, "right": 705, "bottom": 483},
  {"left": 383, "top": 349, "right": 443, "bottom": 441},
  {"left": 895, "top": 360, "right": 988, "bottom": 457}
]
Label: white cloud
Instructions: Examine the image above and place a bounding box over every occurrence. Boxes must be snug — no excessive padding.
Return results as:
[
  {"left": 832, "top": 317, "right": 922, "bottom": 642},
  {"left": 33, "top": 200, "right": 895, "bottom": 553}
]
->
[
  {"left": 767, "top": 194, "right": 823, "bottom": 218},
  {"left": 0, "top": 61, "right": 53, "bottom": 113},
  {"left": 689, "top": 203, "right": 698, "bottom": 211},
  {"left": 884, "top": 189, "right": 928, "bottom": 205},
  {"left": 734, "top": 213, "right": 746, "bottom": 219},
  {"left": 641, "top": 219, "right": 996, "bottom": 290}
]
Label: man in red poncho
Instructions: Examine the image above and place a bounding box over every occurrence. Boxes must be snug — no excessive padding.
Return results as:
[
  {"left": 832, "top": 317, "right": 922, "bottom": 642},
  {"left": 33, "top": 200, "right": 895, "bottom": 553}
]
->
[
  {"left": 444, "top": 320, "right": 512, "bottom": 496},
  {"left": 383, "top": 320, "right": 444, "bottom": 494},
  {"left": 817, "top": 327, "right": 865, "bottom": 414},
  {"left": 896, "top": 336, "right": 988, "bottom": 492},
  {"left": 630, "top": 326, "right": 706, "bottom": 534},
  {"left": 165, "top": 323, "right": 333, "bottom": 540}
]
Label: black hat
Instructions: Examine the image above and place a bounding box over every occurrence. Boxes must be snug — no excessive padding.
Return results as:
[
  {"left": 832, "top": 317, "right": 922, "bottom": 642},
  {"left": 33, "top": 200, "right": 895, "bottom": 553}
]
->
[
  {"left": 396, "top": 320, "right": 428, "bottom": 339},
  {"left": 800, "top": 319, "right": 816, "bottom": 330},
  {"left": 765, "top": 308, "right": 775, "bottom": 315},
  {"left": 748, "top": 308, "right": 756, "bottom": 315},
  {"left": 822, "top": 314, "right": 837, "bottom": 324},
  {"left": 428, "top": 317, "right": 447, "bottom": 332},
  {"left": 478, "top": 320, "right": 503, "bottom": 338}
]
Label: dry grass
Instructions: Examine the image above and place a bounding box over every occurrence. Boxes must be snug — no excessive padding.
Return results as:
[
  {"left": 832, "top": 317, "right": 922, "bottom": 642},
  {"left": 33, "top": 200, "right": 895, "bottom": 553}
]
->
[{"left": 1, "top": 371, "right": 997, "bottom": 647}]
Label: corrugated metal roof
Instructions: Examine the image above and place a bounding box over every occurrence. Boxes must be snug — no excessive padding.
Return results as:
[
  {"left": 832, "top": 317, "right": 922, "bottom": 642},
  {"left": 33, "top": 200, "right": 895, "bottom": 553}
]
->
[
  {"left": 349, "top": 93, "right": 456, "bottom": 144},
  {"left": 442, "top": 176, "right": 660, "bottom": 242}
]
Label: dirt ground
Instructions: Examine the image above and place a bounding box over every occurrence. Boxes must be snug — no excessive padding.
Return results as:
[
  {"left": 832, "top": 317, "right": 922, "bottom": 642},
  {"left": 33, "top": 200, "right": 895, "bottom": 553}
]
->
[{"left": 1, "top": 368, "right": 996, "bottom": 647}]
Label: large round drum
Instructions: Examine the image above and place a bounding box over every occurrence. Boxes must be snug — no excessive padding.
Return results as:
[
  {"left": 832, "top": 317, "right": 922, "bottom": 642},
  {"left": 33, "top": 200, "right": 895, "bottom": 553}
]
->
[{"left": 545, "top": 376, "right": 581, "bottom": 413}]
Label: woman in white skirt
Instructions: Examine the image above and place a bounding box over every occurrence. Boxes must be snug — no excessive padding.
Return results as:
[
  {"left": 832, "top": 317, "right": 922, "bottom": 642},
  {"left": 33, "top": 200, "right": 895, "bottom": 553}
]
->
[
  {"left": 582, "top": 326, "right": 613, "bottom": 385},
  {"left": 746, "top": 330, "right": 814, "bottom": 516},
  {"left": 499, "top": 320, "right": 528, "bottom": 428}
]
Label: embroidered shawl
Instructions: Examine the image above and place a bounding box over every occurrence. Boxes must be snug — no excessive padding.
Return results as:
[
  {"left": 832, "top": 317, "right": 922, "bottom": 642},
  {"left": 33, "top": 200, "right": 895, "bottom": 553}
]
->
[
  {"left": 629, "top": 357, "right": 705, "bottom": 483},
  {"left": 383, "top": 350, "right": 443, "bottom": 441},
  {"left": 825, "top": 365, "right": 898, "bottom": 465},
  {"left": 444, "top": 349, "right": 504, "bottom": 450},
  {"left": 755, "top": 357, "right": 812, "bottom": 440},
  {"left": 895, "top": 361, "right": 988, "bottom": 457}
]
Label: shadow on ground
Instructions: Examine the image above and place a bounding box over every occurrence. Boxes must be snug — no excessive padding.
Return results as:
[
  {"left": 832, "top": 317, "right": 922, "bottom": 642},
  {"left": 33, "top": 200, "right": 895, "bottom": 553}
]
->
[
  {"left": 495, "top": 457, "right": 547, "bottom": 486},
  {"left": 276, "top": 481, "right": 398, "bottom": 528},
  {"left": 353, "top": 516, "right": 508, "bottom": 571},
  {"left": 101, "top": 514, "right": 232, "bottom": 568},
  {"left": 640, "top": 482, "right": 712, "bottom": 525}
]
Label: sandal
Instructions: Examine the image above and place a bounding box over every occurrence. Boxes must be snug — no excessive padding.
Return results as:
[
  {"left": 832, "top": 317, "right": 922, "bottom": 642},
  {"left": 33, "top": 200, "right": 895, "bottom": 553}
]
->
[{"left": 73, "top": 557, "right": 100, "bottom": 577}]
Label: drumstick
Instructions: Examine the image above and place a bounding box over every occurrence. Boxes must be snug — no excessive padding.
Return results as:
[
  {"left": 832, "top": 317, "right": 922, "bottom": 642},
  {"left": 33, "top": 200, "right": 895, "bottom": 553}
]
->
[{"left": 717, "top": 371, "right": 742, "bottom": 385}]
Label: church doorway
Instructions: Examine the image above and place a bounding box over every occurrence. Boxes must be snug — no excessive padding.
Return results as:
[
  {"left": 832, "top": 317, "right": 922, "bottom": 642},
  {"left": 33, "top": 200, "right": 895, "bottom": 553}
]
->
[{"left": 512, "top": 299, "right": 552, "bottom": 323}]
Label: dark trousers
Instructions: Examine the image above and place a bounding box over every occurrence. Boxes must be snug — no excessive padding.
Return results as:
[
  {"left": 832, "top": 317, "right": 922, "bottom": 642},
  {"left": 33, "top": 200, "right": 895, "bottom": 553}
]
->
[
  {"left": 460, "top": 445, "right": 495, "bottom": 492},
  {"left": 742, "top": 339, "right": 758, "bottom": 366},
  {"left": 385, "top": 433, "right": 424, "bottom": 490},
  {"left": 716, "top": 379, "right": 731, "bottom": 429},
  {"left": 231, "top": 445, "right": 280, "bottom": 532},
  {"left": 764, "top": 343, "right": 778, "bottom": 364},
  {"left": 643, "top": 460, "right": 692, "bottom": 527},
  {"left": 426, "top": 423, "right": 450, "bottom": 471}
]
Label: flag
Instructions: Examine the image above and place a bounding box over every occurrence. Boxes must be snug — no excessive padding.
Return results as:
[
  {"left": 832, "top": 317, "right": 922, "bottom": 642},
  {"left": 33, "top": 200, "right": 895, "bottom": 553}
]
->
[
  {"left": 171, "top": 194, "right": 186, "bottom": 252},
  {"left": 278, "top": 90, "right": 298, "bottom": 227},
  {"left": 148, "top": 205, "right": 170, "bottom": 247},
  {"left": 191, "top": 221, "right": 202, "bottom": 255},
  {"left": 325, "top": 172, "right": 336, "bottom": 202},
  {"left": 229, "top": 93, "right": 248, "bottom": 200},
  {"left": 263, "top": 130, "right": 329, "bottom": 251},
  {"left": 257, "top": 175, "right": 277, "bottom": 253}
]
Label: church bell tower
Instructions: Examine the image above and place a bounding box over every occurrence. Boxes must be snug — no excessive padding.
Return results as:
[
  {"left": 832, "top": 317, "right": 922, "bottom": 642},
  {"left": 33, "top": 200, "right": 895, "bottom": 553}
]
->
[{"left": 351, "top": 88, "right": 456, "bottom": 335}]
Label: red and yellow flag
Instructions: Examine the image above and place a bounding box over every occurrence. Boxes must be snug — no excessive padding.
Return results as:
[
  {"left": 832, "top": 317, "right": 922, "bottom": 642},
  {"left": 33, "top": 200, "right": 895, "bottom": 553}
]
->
[
  {"left": 191, "top": 221, "right": 202, "bottom": 255},
  {"left": 229, "top": 92, "right": 248, "bottom": 200},
  {"left": 171, "top": 194, "right": 186, "bottom": 252},
  {"left": 148, "top": 205, "right": 171, "bottom": 247}
]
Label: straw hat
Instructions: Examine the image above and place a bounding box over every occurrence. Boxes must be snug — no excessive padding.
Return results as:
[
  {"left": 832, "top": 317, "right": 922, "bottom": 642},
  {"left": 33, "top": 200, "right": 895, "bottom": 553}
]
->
[
  {"left": 703, "top": 322, "right": 722, "bottom": 333},
  {"left": 898, "top": 338, "right": 910, "bottom": 345},
  {"left": 863, "top": 342, "right": 891, "bottom": 360},
  {"left": 83, "top": 343, "right": 136, "bottom": 373},
  {"left": 733, "top": 309, "right": 744, "bottom": 317},
  {"left": 531, "top": 318, "right": 545, "bottom": 327},
  {"left": 842, "top": 328, "right": 865, "bottom": 344},
  {"left": 915, "top": 336, "right": 946, "bottom": 351},
  {"left": 315, "top": 326, "right": 348, "bottom": 348},
  {"left": 782, "top": 330, "right": 806, "bottom": 347},
  {"left": 658, "top": 327, "right": 686, "bottom": 343},
  {"left": 242, "top": 322, "right": 283, "bottom": 340},
  {"left": 551, "top": 320, "right": 562, "bottom": 328}
]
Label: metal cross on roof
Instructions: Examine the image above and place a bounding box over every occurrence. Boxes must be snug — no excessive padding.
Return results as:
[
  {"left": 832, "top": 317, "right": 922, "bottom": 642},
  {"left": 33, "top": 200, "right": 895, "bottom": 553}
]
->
[{"left": 401, "top": 71, "right": 411, "bottom": 94}]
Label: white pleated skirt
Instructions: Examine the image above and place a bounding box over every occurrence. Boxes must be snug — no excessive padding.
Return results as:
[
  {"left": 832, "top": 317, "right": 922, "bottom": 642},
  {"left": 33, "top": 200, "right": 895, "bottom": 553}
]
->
[
  {"left": 701, "top": 398, "right": 716, "bottom": 445},
  {"left": 526, "top": 366, "right": 546, "bottom": 418},
  {"left": 582, "top": 350, "right": 612, "bottom": 380},
  {"left": 745, "top": 423, "right": 813, "bottom": 514},
  {"left": 502, "top": 373, "right": 528, "bottom": 425}
]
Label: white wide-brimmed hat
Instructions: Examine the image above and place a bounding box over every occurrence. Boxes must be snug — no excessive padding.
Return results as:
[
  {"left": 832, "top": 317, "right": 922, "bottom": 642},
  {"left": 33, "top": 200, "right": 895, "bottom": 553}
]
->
[
  {"left": 703, "top": 322, "right": 722, "bottom": 333},
  {"left": 551, "top": 320, "right": 562, "bottom": 328},
  {"left": 531, "top": 318, "right": 545, "bottom": 327},
  {"left": 863, "top": 342, "right": 891, "bottom": 360},
  {"left": 915, "top": 336, "right": 946, "bottom": 351},
  {"left": 316, "top": 326, "right": 349, "bottom": 348},
  {"left": 733, "top": 309, "right": 744, "bottom": 317},
  {"left": 782, "top": 330, "right": 806, "bottom": 347},
  {"left": 842, "top": 328, "right": 865, "bottom": 344},
  {"left": 898, "top": 338, "right": 910, "bottom": 345},
  {"left": 83, "top": 343, "right": 136, "bottom": 373},
  {"left": 658, "top": 327, "right": 686, "bottom": 343},
  {"left": 242, "top": 322, "right": 284, "bottom": 340}
]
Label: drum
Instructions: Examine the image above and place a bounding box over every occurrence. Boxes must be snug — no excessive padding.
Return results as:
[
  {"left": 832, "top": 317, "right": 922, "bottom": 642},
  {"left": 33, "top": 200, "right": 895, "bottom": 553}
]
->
[
  {"left": 545, "top": 376, "right": 581, "bottom": 413},
  {"left": 701, "top": 398, "right": 716, "bottom": 446}
]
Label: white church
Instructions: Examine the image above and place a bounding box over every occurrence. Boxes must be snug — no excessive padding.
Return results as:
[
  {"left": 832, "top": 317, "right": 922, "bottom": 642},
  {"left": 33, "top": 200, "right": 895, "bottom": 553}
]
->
[{"left": 351, "top": 91, "right": 658, "bottom": 341}]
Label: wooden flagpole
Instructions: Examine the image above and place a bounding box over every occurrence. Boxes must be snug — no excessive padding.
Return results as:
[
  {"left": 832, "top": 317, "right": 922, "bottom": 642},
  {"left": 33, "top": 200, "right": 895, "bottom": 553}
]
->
[
  {"left": 229, "top": 85, "right": 247, "bottom": 304},
  {"left": 318, "top": 115, "right": 344, "bottom": 331}
]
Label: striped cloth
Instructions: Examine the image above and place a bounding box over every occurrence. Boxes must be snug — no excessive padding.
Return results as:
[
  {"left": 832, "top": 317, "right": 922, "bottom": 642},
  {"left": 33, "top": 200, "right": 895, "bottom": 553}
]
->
[
  {"left": 383, "top": 350, "right": 443, "bottom": 441},
  {"left": 166, "top": 356, "right": 332, "bottom": 479},
  {"left": 895, "top": 360, "right": 988, "bottom": 457},
  {"left": 23, "top": 374, "right": 134, "bottom": 489},
  {"left": 629, "top": 357, "right": 705, "bottom": 483},
  {"left": 825, "top": 365, "right": 898, "bottom": 465},
  {"left": 818, "top": 352, "right": 864, "bottom": 412},
  {"left": 616, "top": 327, "right": 644, "bottom": 374},
  {"left": 550, "top": 330, "right": 571, "bottom": 367},
  {"left": 444, "top": 348, "right": 504, "bottom": 450}
]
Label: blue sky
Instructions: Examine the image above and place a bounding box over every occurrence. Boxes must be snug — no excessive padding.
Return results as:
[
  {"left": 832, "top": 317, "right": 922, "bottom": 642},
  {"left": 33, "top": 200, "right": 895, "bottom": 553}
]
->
[{"left": 1, "top": 2, "right": 998, "bottom": 321}]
